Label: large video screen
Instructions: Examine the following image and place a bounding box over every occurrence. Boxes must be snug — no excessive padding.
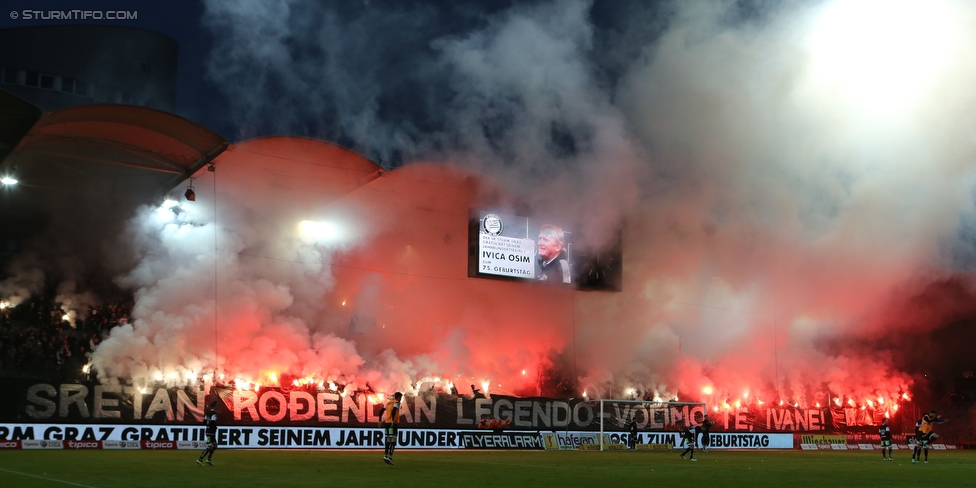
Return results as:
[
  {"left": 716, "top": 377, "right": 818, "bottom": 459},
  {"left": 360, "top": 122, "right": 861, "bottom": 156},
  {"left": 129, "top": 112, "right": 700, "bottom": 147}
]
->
[
  {"left": 474, "top": 211, "right": 573, "bottom": 283},
  {"left": 468, "top": 209, "right": 623, "bottom": 291}
]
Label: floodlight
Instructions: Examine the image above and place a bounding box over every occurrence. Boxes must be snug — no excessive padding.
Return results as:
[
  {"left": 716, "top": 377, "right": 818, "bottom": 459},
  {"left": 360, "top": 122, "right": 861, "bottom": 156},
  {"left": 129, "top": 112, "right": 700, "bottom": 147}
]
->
[
  {"left": 0, "top": 177, "right": 17, "bottom": 185},
  {"left": 298, "top": 220, "right": 340, "bottom": 242},
  {"left": 806, "top": 0, "right": 956, "bottom": 114}
]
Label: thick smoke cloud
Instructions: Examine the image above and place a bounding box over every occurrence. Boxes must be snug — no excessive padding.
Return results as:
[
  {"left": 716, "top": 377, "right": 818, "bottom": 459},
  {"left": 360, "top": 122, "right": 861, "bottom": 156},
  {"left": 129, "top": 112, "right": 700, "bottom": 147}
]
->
[{"left": 4, "top": 0, "right": 968, "bottom": 408}]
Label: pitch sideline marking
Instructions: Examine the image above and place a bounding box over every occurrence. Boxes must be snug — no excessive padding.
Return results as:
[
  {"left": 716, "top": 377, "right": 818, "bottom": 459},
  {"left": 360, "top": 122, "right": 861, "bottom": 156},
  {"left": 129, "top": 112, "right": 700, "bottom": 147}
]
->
[{"left": 0, "top": 467, "right": 98, "bottom": 488}]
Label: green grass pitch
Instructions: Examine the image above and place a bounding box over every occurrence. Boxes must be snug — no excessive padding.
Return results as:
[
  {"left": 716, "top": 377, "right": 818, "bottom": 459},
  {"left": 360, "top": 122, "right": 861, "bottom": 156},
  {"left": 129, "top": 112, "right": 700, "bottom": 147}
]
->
[{"left": 0, "top": 449, "right": 971, "bottom": 488}]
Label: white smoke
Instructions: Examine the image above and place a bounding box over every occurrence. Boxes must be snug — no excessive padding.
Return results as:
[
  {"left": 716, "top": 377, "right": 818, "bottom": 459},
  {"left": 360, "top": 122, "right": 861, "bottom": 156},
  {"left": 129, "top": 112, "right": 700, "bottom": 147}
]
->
[{"left": 0, "top": 263, "right": 44, "bottom": 309}]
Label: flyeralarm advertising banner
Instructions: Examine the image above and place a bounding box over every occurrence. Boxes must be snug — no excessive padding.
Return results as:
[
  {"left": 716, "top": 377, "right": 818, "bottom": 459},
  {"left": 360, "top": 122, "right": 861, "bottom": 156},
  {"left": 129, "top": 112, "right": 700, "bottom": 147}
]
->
[{"left": 459, "top": 431, "right": 545, "bottom": 450}]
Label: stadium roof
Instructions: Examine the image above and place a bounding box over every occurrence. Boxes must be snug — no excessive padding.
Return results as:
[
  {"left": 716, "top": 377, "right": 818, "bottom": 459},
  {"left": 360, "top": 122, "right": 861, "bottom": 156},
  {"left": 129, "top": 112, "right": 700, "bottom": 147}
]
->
[
  {"left": 211, "top": 135, "right": 384, "bottom": 204},
  {"left": 0, "top": 88, "right": 227, "bottom": 242}
]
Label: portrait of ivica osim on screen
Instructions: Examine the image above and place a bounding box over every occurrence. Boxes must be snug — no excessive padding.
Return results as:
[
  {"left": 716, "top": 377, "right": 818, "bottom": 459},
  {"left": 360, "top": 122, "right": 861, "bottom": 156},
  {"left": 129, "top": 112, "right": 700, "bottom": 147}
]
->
[{"left": 536, "top": 224, "right": 571, "bottom": 284}]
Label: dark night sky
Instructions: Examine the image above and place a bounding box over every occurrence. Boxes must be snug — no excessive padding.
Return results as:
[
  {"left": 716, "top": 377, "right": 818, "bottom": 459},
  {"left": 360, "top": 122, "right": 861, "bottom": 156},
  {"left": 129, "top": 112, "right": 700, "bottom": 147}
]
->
[
  {"left": 0, "top": 0, "right": 231, "bottom": 136},
  {"left": 0, "top": 0, "right": 674, "bottom": 163}
]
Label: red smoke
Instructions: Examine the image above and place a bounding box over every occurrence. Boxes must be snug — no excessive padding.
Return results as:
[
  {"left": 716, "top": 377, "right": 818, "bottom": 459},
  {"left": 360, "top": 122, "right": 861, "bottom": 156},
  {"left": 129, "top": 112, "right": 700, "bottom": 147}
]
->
[{"left": 82, "top": 135, "right": 929, "bottom": 413}]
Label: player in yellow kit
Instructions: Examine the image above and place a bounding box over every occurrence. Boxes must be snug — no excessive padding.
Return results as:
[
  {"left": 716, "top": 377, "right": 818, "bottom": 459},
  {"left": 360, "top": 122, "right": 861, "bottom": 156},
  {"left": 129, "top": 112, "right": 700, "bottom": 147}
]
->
[
  {"left": 912, "top": 410, "right": 947, "bottom": 464},
  {"left": 380, "top": 392, "right": 403, "bottom": 466}
]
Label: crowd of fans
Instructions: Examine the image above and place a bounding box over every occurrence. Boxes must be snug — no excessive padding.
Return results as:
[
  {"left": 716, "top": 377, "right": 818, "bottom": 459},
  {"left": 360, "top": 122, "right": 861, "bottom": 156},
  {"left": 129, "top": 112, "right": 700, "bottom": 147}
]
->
[{"left": 0, "top": 295, "right": 132, "bottom": 380}]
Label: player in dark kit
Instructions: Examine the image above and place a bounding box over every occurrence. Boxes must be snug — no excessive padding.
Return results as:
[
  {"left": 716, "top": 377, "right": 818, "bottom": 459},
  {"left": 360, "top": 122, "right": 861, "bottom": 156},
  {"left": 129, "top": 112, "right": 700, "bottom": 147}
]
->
[
  {"left": 878, "top": 418, "right": 892, "bottom": 461},
  {"left": 911, "top": 417, "right": 923, "bottom": 464},
  {"left": 699, "top": 415, "right": 716, "bottom": 452},
  {"left": 679, "top": 424, "right": 697, "bottom": 461},
  {"left": 196, "top": 400, "right": 219, "bottom": 466},
  {"left": 628, "top": 418, "right": 638, "bottom": 450},
  {"left": 380, "top": 392, "right": 403, "bottom": 466}
]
